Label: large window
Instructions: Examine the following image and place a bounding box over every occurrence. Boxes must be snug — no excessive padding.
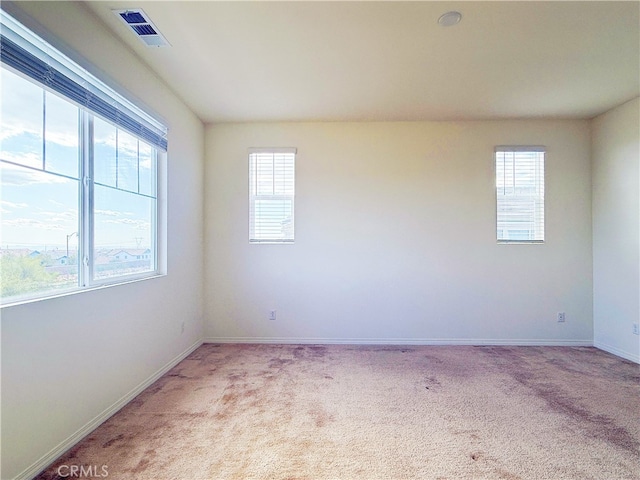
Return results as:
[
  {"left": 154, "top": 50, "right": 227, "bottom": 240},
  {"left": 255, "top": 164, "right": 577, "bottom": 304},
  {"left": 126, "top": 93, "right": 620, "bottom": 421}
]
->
[
  {"left": 249, "top": 148, "right": 296, "bottom": 244},
  {"left": 495, "top": 146, "right": 545, "bottom": 243},
  {"left": 0, "top": 11, "right": 166, "bottom": 304}
]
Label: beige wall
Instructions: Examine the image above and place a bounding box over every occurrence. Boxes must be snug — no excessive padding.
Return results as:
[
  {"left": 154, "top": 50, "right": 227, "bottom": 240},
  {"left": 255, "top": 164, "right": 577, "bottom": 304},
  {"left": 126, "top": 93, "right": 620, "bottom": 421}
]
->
[
  {"left": 205, "top": 120, "right": 592, "bottom": 344},
  {"left": 592, "top": 97, "right": 640, "bottom": 362},
  {"left": 1, "top": 3, "right": 205, "bottom": 479}
]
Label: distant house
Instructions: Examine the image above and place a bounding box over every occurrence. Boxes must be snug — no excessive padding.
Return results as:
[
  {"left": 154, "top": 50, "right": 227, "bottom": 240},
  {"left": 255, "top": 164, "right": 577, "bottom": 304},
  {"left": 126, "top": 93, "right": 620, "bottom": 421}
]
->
[
  {"left": 53, "top": 255, "right": 69, "bottom": 266},
  {"left": 110, "top": 249, "right": 152, "bottom": 262},
  {"left": 0, "top": 248, "right": 33, "bottom": 257},
  {"left": 92, "top": 248, "right": 152, "bottom": 276}
]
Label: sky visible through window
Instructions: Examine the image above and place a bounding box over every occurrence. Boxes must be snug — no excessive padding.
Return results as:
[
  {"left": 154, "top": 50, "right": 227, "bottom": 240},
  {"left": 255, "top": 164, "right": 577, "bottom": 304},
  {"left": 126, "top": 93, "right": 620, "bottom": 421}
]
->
[
  {"left": 2, "top": 68, "right": 78, "bottom": 249},
  {"left": 1, "top": 66, "right": 156, "bottom": 300}
]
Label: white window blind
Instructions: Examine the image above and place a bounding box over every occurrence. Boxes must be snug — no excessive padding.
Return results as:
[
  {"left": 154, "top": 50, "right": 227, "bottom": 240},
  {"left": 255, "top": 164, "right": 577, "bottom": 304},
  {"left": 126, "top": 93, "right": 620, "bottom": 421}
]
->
[
  {"left": 496, "top": 146, "right": 545, "bottom": 243},
  {"left": 249, "top": 148, "right": 296, "bottom": 243}
]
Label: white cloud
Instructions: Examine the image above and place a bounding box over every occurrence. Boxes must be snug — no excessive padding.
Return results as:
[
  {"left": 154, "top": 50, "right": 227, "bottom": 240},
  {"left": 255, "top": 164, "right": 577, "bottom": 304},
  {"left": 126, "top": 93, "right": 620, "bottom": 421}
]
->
[
  {"left": 0, "top": 123, "right": 40, "bottom": 143},
  {"left": 140, "top": 157, "right": 153, "bottom": 170},
  {"left": 35, "top": 209, "right": 77, "bottom": 222},
  {"left": 1, "top": 68, "right": 80, "bottom": 148},
  {"left": 3, "top": 217, "right": 65, "bottom": 231},
  {"left": 1, "top": 69, "right": 44, "bottom": 142},
  {"left": 95, "top": 209, "right": 117, "bottom": 217},
  {"left": 0, "top": 150, "right": 42, "bottom": 170},
  {"left": 1, "top": 200, "right": 28, "bottom": 209},
  {"left": 46, "top": 131, "right": 79, "bottom": 149},
  {"left": 0, "top": 163, "right": 72, "bottom": 186},
  {"left": 104, "top": 218, "right": 150, "bottom": 230},
  {"left": 96, "top": 209, "right": 127, "bottom": 217}
]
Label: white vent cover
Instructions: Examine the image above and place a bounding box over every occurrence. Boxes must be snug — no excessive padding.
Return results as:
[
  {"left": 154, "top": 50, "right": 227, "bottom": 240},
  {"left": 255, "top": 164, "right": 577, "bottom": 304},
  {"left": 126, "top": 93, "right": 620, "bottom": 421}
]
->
[{"left": 113, "top": 9, "right": 170, "bottom": 47}]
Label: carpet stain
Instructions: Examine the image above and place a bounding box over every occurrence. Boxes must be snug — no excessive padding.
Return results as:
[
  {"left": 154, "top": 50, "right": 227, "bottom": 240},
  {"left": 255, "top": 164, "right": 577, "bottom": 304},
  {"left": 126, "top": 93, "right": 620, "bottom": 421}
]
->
[
  {"left": 221, "top": 391, "right": 240, "bottom": 405},
  {"left": 293, "top": 345, "right": 328, "bottom": 359},
  {"left": 452, "top": 429, "right": 480, "bottom": 441},
  {"left": 308, "top": 406, "right": 335, "bottom": 428},
  {"left": 530, "top": 382, "right": 639, "bottom": 456},
  {"left": 227, "top": 371, "right": 248, "bottom": 381},
  {"left": 131, "top": 449, "right": 156, "bottom": 474},
  {"left": 493, "top": 467, "right": 522, "bottom": 480},
  {"left": 488, "top": 347, "right": 640, "bottom": 457},
  {"left": 424, "top": 375, "right": 441, "bottom": 390},
  {"left": 269, "top": 357, "right": 295, "bottom": 368},
  {"left": 468, "top": 450, "right": 521, "bottom": 480},
  {"left": 193, "top": 384, "right": 217, "bottom": 392},
  {"left": 101, "top": 434, "right": 125, "bottom": 448}
]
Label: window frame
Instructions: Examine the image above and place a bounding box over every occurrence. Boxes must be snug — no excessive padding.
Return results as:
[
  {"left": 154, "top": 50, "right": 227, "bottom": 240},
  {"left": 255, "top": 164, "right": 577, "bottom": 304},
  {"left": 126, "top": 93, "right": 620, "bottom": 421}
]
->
[
  {"left": 0, "top": 11, "right": 167, "bottom": 306},
  {"left": 248, "top": 147, "right": 296, "bottom": 244},
  {"left": 495, "top": 145, "right": 545, "bottom": 244}
]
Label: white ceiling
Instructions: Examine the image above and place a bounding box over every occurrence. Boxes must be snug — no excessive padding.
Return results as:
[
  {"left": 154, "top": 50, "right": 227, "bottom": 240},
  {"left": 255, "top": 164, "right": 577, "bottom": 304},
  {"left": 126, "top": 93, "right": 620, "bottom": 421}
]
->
[{"left": 83, "top": 1, "right": 639, "bottom": 124}]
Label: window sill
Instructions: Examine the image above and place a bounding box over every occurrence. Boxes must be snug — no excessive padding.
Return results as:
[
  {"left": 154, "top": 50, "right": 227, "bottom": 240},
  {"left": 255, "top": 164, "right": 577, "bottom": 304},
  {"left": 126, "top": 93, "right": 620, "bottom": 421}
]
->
[
  {"left": 0, "top": 272, "right": 166, "bottom": 309},
  {"left": 497, "top": 240, "right": 545, "bottom": 245}
]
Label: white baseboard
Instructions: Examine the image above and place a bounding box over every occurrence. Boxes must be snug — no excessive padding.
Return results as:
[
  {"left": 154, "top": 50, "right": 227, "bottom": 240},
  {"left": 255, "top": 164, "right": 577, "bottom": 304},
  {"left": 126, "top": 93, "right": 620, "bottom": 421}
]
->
[
  {"left": 203, "top": 336, "right": 593, "bottom": 347},
  {"left": 594, "top": 340, "right": 640, "bottom": 364},
  {"left": 16, "top": 340, "right": 203, "bottom": 480}
]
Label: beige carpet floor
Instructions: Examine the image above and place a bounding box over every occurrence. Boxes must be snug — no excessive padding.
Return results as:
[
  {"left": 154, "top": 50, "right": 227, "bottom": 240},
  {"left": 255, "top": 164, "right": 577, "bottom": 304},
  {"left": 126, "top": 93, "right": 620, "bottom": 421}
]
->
[{"left": 36, "top": 344, "right": 639, "bottom": 480}]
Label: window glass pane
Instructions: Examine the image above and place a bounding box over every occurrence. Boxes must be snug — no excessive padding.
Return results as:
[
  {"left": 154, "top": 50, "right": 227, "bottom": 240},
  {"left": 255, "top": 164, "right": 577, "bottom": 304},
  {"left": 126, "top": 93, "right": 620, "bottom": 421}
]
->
[
  {"left": 94, "top": 117, "right": 117, "bottom": 187},
  {"left": 44, "top": 91, "right": 79, "bottom": 179},
  {"left": 117, "top": 130, "right": 139, "bottom": 193},
  {"left": 94, "top": 184, "right": 155, "bottom": 280},
  {"left": 255, "top": 154, "right": 274, "bottom": 195},
  {"left": 274, "top": 153, "right": 295, "bottom": 195},
  {"left": 0, "top": 163, "right": 79, "bottom": 300},
  {"left": 496, "top": 149, "right": 544, "bottom": 243},
  {"left": 139, "top": 142, "right": 156, "bottom": 197},
  {"left": 252, "top": 199, "right": 293, "bottom": 240},
  {"left": 0, "top": 67, "right": 43, "bottom": 169},
  {"left": 249, "top": 151, "right": 295, "bottom": 243}
]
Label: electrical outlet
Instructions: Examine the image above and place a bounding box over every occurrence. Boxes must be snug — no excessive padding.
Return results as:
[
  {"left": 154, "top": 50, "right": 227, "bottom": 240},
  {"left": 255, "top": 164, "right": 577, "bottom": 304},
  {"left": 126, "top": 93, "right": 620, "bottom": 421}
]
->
[
  {"left": 633, "top": 323, "right": 639, "bottom": 335},
  {"left": 557, "top": 312, "right": 566, "bottom": 323},
  {"left": 269, "top": 310, "right": 277, "bottom": 321}
]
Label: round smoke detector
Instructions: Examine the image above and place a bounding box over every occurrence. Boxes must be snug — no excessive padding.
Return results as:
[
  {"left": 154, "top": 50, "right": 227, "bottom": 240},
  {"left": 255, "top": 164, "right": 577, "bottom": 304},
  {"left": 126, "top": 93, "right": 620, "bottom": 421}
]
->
[{"left": 438, "top": 11, "right": 462, "bottom": 27}]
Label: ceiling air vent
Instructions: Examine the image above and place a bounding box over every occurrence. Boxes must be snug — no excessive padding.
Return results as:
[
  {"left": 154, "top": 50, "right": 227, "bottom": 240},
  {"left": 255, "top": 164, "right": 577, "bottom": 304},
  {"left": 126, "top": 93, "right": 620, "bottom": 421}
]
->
[{"left": 113, "top": 9, "right": 170, "bottom": 47}]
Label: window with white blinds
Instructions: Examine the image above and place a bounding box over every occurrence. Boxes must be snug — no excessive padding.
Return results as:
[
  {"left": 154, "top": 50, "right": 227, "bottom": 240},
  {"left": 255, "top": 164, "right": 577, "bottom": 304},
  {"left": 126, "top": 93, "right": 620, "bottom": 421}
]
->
[
  {"left": 249, "top": 148, "right": 296, "bottom": 243},
  {"left": 0, "top": 10, "right": 165, "bottom": 305},
  {"left": 495, "top": 146, "right": 545, "bottom": 243}
]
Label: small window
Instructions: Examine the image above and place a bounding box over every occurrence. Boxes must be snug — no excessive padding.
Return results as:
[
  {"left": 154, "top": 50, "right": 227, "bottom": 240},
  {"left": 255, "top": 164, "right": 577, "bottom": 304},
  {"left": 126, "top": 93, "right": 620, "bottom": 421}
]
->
[
  {"left": 495, "top": 146, "right": 545, "bottom": 243},
  {"left": 249, "top": 148, "right": 296, "bottom": 244}
]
